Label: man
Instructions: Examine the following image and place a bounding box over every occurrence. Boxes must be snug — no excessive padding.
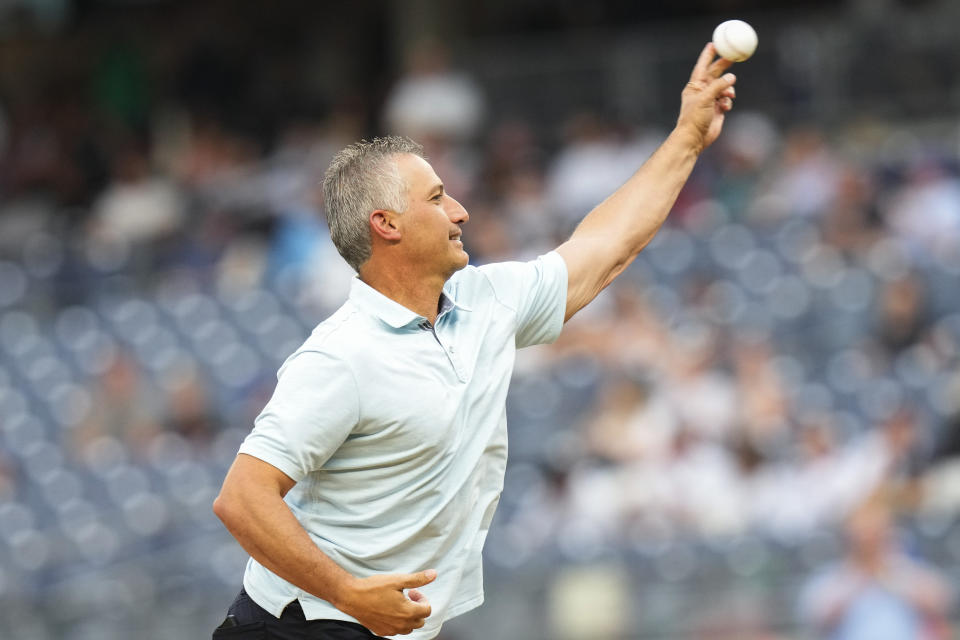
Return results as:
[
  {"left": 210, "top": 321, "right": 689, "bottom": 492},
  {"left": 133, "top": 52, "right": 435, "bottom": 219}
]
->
[{"left": 213, "top": 43, "right": 737, "bottom": 639}]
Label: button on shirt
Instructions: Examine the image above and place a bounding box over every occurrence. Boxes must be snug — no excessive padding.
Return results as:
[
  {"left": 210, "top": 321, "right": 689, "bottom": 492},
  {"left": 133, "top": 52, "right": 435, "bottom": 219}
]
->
[{"left": 237, "top": 251, "right": 568, "bottom": 640}]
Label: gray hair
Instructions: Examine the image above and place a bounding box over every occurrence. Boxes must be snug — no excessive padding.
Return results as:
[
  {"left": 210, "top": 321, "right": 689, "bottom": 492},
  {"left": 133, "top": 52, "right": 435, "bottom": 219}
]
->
[{"left": 322, "top": 136, "right": 425, "bottom": 272}]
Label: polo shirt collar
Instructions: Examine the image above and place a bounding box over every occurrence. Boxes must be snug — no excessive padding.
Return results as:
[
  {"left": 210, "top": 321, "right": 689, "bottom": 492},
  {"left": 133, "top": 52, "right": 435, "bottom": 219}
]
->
[{"left": 349, "top": 277, "right": 471, "bottom": 329}]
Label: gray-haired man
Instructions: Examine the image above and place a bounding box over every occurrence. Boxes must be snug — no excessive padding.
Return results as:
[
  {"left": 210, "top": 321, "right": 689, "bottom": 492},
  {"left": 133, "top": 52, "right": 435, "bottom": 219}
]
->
[{"left": 213, "top": 44, "right": 737, "bottom": 639}]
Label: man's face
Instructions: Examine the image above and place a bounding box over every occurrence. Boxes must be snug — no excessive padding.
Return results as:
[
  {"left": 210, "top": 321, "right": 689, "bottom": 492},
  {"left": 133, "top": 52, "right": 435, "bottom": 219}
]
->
[{"left": 394, "top": 153, "right": 470, "bottom": 278}]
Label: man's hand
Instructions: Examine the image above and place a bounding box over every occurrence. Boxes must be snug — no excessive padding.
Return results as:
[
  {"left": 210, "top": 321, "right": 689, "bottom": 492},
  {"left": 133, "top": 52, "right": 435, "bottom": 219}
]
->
[
  {"left": 676, "top": 43, "right": 737, "bottom": 153},
  {"left": 334, "top": 569, "right": 437, "bottom": 636}
]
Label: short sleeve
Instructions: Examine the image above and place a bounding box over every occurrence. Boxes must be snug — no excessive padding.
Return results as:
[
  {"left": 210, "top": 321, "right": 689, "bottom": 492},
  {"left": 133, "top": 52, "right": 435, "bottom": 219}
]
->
[
  {"left": 238, "top": 350, "right": 359, "bottom": 482},
  {"left": 478, "top": 251, "right": 568, "bottom": 348}
]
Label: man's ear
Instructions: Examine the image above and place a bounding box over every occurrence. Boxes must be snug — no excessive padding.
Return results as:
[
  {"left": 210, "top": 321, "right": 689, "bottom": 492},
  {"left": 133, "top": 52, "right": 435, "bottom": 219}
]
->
[{"left": 370, "top": 209, "right": 401, "bottom": 242}]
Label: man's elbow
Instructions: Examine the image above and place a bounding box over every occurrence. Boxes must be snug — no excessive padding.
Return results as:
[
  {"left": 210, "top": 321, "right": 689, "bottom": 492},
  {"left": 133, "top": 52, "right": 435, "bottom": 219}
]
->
[
  {"left": 212, "top": 455, "right": 296, "bottom": 529},
  {"left": 212, "top": 489, "right": 239, "bottom": 526}
]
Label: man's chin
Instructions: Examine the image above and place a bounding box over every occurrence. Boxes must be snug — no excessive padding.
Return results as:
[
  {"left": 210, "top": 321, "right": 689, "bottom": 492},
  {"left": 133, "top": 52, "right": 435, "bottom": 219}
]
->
[{"left": 445, "top": 250, "right": 470, "bottom": 277}]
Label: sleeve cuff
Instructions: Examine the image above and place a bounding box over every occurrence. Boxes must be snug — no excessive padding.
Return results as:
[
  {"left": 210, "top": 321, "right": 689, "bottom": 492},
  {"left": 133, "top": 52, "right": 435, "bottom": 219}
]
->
[{"left": 237, "top": 441, "right": 306, "bottom": 483}]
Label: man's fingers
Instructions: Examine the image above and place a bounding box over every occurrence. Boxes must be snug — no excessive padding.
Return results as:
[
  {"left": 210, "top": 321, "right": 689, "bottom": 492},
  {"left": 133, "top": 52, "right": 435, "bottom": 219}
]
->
[
  {"left": 721, "top": 86, "right": 736, "bottom": 100},
  {"left": 689, "top": 45, "right": 736, "bottom": 89},
  {"left": 691, "top": 42, "right": 716, "bottom": 80},
  {"left": 707, "top": 56, "right": 734, "bottom": 78},
  {"left": 407, "top": 589, "right": 433, "bottom": 618},
  {"left": 407, "top": 588, "right": 428, "bottom": 603},
  {"left": 406, "top": 586, "right": 432, "bottom": 619},
  {"left": 406, "top": 589, "right": 432, "bottom": 613},
  {"left": 408, "top": 599, "right": 432, "bottom": 618},
  {"left": 397, "top": 569, "right": 438, "bottom": 589},
  {"left": 708, "top": 73, "right": 737, "bottom": 98}
]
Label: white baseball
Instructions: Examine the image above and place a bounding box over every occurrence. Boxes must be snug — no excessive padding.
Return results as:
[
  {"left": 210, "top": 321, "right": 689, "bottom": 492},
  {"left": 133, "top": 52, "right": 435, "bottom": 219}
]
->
[{"left": 712, "top": 20, "right": 758, "bottom": 62}]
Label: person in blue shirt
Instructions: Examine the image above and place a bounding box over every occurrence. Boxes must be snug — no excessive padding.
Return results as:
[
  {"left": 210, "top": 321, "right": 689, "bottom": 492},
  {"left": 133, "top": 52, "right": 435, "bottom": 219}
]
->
[
  {"left": 212, "top": 43, "right": 738, "bottom": 640},
  {"left": 800, "top": 496, "right": 953, "bottom": 640}
]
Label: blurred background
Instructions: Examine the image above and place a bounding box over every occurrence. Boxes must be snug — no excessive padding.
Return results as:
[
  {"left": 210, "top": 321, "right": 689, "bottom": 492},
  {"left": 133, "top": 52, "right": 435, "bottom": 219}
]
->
[{"left": 1, "top": 0, "right": 960, "bottom": 638}]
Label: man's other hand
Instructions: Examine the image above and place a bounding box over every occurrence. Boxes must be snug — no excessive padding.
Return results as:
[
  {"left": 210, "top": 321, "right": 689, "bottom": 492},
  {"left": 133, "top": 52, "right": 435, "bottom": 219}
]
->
[{"left": 334, "top": 569, "right": 437, "bottom": 636}]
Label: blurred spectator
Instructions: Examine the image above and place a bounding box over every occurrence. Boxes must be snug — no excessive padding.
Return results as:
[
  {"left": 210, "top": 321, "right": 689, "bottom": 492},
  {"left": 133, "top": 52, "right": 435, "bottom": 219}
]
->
[
  {"left": 546, "top": 113, "right": 656, "bottom": 231},
  {"left": 168, "top": 116, "right": 259, "bottom": 191},
  {"left": 382, "top": 40, "right": 484, "bottom": 204},
  {"left": 663, "top": 323, "right": 737, "bottom": 442},
  {"left": 879, "top": 408, "right": 925, "bottom": 481},
  {"left": 661, "top": 427, "right": 746, "bottom": 535},
  {"left": 765, "top": 409, "right": 922, "bottom": 539},
  {"left": 712, "top": 111, "right": 779, "bottom": 221},
  {"left": 383, "top": 39, "right": 485, "bottom": 143},
  {"left": 732, "top": 337, "right": 789, "bottom": 446},
  {"left": 873, "top": 272, "right": 929, "bottom": 355},
  {"left": 820, "top": 166, "right": 882, "bottom": 256},
  {"left": 164, "top": 371, "right": 221, "bottom": 445},
  {"left": 757, "top": 126, "right": 841, "bottom": 220},
  {"left": 86, "top": 139, "right": 185, "bottom": 270},
  {"left": 756, "top": 416, "right": 843, "bottom": 535},
  {"left": 72, "top": 351, "right": 163, "bottom": 458},
  {"left": 585, "top": 376, "right": 677, "bottom": 464},
  {"left": 883, "top": 161, "right": 960, "bottom": 255},
  {"left": 800, "top": 494, "right": 953, "bottom": 640}
]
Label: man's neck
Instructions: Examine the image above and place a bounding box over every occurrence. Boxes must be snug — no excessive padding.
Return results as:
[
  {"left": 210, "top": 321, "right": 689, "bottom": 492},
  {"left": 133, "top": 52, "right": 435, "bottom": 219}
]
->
[{"left": 359, "top": 263, "right": 448, "bottom": 324}]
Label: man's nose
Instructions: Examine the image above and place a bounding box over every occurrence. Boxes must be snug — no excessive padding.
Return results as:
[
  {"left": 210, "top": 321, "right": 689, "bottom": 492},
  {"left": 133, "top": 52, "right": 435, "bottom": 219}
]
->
[{"left": 444, "top": 195, "right": 469, "bottom": 224}]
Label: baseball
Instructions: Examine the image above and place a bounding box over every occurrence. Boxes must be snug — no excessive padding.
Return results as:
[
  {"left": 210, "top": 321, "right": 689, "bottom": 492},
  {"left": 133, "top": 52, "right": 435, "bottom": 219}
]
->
[{"left": 712, "top": 20, "right": 758, "bottom": 62}]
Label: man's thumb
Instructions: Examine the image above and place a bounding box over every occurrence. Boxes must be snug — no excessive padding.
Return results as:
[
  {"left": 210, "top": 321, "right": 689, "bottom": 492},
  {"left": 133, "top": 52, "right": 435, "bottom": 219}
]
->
[{"left": 400, "top": 569, "right": 437, "bottom": 588}]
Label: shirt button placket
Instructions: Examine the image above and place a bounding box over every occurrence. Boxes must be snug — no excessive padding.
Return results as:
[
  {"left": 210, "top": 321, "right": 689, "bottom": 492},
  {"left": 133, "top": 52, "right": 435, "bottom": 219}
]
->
[{"left": 448, "top": 347, "right": 465, "bottom": 381}]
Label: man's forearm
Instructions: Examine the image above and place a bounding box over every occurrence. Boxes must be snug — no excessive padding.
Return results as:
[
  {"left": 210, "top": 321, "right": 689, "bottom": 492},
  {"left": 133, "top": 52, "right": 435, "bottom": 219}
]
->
[
  {"left": 213, "top": 478, "right": 355, "bottom": 608},
  {"left": 557, "top": 126, "right": 702, "bottom": 320},
  {"left": 571, "top": 126, "right": 701, "bottom": 265},
  {"left": 214, "top": 455, "right": 436, "bottom": 636},
  {"left": 556, "top": 48, "right": 735, "bottom": 322}
]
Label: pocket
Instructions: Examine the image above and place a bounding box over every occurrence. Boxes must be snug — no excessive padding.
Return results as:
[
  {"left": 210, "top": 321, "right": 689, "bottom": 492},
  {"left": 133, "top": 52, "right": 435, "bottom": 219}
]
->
[{"left": 212, "top": 620, "right": 267, "bottom": 639}]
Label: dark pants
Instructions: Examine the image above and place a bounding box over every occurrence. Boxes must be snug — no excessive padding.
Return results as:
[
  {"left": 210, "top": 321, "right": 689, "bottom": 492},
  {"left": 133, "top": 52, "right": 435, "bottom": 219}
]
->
[{"left": 212, "top": 588, "right": 384, "bottom": 639}]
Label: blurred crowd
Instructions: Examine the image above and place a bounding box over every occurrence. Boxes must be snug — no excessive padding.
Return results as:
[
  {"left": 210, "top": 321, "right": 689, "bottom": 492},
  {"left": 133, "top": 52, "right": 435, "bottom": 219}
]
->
[
  {"left": 1, "top": 5, "right": 960, "bottom": 638},
  {"left": 497, "top": 113, "right": 960, "bottom": 544}
]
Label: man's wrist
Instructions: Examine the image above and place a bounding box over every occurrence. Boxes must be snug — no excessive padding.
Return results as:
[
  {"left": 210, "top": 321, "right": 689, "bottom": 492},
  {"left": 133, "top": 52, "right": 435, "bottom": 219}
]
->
[
  {"left": 670, "top": 123, "right": 705, "bottom": 156},
  {"left": 328, "top": 573, "right": 360, "bottom": 611}
]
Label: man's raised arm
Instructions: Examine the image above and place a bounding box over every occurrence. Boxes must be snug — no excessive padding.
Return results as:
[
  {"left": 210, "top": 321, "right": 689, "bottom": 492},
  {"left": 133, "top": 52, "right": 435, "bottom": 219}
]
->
[{"left": 556, "top": 43, "right": 737, "bottom": 322}]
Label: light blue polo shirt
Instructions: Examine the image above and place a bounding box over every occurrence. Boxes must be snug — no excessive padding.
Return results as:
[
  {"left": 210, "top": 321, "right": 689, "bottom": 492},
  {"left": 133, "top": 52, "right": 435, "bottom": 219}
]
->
[{"left": 237, "top": 251, "right": 567, "bottom": 639}]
